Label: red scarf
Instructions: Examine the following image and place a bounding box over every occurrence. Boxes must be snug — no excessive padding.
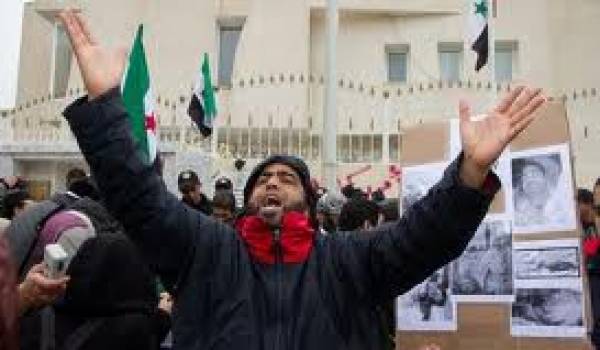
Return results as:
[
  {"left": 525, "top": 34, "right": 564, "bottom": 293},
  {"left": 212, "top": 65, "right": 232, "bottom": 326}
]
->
[
  {"left": 236, "top": 211, "right": 314, "bottom": 264},
  {"left": 584, "top": 237, "right": 600, "bottom": 258}
]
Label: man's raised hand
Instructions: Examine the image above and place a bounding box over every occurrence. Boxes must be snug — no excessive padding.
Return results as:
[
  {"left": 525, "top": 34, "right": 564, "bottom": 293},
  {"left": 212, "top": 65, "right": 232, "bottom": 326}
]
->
[
  {"left": 459, "top": 86, "right": 546, "bottom": 188},
  {"left": 58, "top": 10, "right": 127, "bottom": 100}
]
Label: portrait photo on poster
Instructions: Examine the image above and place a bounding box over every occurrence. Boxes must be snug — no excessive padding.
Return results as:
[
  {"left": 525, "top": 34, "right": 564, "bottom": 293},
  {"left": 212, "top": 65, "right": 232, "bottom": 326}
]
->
[
  {"left": 509, "top": 143, "right": 576, "bottom": 234},
  {"left": 451, "top": 217, "right": 514, "bottom": 302},
  {"left": 396, "top": 266, "right": 457, "bottom": 331},
  {"left": 510, "top": 286, "right": 585, "bottom": 338},
  {"left": 400, "top": 162, "right": 447, "bottom": 214},
  {"left": 513, "top": 239, "right": 581, "bottom": 280}
]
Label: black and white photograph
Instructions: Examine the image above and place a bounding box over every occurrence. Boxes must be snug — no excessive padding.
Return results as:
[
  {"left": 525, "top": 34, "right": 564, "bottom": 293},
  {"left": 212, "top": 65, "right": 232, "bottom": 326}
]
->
[
  {"left": 451, "top": 219, "right": 513, "bottom": 302},
  {"left": 396, "top": 266, "right": 457, "bottom": 331},
  {"left": 401, "top": 163, "right": 447, "bottom": 213},
  {"left": 510, "top": 144, "right": 576, "bottom": 234},
  {"left": 514, "top": 239, "right": 580, "bottom": 280},
  {"left": 511, "top": 287, "right": 585, "bottom": 337}
]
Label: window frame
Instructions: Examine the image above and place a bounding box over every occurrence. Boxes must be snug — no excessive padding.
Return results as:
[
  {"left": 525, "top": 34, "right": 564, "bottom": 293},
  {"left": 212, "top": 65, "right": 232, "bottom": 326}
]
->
[
  {"left": 495, "top": 41, "right": 518, "bottom": 82},
  {"left": 50, "top": 22, "right": 72, "bottom": 99},
  {"left": 438, "top": 42, "right": 463, "bottom": 82},
  {"left": 216, "top": 17, "right": 245, "bottom": 89},
  {"left": 385, "top": 44, "right": 410, "bottom": 83}
]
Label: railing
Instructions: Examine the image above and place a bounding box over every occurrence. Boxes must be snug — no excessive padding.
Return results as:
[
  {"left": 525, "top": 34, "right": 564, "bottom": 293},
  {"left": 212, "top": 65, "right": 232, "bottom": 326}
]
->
[{"left": 1, "top": 76, "right": 598, "bottom": 168}]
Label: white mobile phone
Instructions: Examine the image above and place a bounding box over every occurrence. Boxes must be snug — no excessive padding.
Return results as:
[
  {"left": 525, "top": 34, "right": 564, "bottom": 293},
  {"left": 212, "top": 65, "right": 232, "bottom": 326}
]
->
[{"left": 44, "top": 243, "right": 68, "bottom": 279}]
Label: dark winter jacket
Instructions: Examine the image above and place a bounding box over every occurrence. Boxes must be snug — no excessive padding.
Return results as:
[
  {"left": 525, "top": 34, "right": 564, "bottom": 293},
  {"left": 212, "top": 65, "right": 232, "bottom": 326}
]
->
[
  {"left": 181, "top": 195, "right": 212, "bottom": 216},
  {"left": 53, "top": 234, "right": 170, "bottom": 350},
  {"left": 64, "top": 88, "right": 499, "bottom": 350}
]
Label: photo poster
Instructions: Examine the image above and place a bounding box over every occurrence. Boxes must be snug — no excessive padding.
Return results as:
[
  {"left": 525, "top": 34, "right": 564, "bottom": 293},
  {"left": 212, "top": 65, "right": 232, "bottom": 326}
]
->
[
  {"left": 513, "top": 239, "right": 582, "bottom": 282},
  {"left": 398, "top": 103, "right": 589, "bottom": 348},
  {"left": 508, "top": 143, "right": 578, "bottom": 234},
  {"left": 399, "top": 162, "right": 448, "bottom": 214},
  {"left": 451, "top": 216, "right": 514, "bottom": 303},
  {"left": 396, "top": 266, "right": 457, "bottom": 331},
  {"left": 511, "top": 240, "right": 585, "bottom": 338}
]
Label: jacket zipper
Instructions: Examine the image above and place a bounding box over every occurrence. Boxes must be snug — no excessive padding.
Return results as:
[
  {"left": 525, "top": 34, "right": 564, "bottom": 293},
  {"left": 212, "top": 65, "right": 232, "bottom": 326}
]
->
[{"left": 273, "top": 228, "right": 283, "bottom": 350}]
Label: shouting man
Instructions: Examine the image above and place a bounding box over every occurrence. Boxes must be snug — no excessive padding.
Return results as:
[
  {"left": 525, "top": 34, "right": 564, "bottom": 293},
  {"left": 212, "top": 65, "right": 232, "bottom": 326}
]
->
[{"left": 59, "top": 10, "right": 546, "bottom": 350}]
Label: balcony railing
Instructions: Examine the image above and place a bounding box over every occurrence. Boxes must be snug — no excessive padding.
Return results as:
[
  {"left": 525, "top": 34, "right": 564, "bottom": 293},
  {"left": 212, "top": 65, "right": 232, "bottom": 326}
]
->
[{"left": 1, "top": 77, "right": 596, "bottom": 166}]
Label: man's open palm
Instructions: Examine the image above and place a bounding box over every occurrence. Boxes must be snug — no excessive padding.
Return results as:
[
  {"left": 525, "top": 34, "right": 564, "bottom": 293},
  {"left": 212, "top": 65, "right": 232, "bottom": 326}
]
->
[
  {"left": 460, "top": 86, "right": 546, "bottom": 171},
  {"left": 59, "top": 10, "right": 127, "bottom": 99}
]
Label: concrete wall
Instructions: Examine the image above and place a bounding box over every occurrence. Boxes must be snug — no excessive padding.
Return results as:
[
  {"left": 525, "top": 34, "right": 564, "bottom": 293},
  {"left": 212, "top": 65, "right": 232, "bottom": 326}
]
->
[
  {"left": 228, "top": 0, "right": 311, "bottom": 128},
  {"left": 144, "top": 0, "right": 217, "bottom": 100},
  {"left": 549, "top": 0, "right": 600, "bottom": 90},
  {"left": 0, "top": 0, "right": 26, "bottom": 109}
]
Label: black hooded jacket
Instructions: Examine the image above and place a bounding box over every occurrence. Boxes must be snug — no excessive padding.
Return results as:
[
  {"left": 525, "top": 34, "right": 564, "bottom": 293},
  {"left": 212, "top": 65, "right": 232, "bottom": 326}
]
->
[
  {"left": 53, "top": 234, "right": 170, "bottom": 349},
  {"left": 64, "top": 89, "right": 499, "bottom": 350}
]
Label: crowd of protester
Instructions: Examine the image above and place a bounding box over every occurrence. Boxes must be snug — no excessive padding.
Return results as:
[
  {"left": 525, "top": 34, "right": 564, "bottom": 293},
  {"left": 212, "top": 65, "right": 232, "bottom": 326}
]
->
[
  {"left": 0, "top": 165, "right": 450, "bottom": 349},
  {"left": 3, "top": 171, "right": 598, "bottom": 350}
]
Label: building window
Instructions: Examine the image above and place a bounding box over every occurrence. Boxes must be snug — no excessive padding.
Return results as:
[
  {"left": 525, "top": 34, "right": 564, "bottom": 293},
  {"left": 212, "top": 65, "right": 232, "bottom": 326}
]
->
[
  {"left": 218, "top": 22, "right": 243, "bottom": 87},
  {"left": 438, "top": 43, "right": 462, "bottom": 82},
  {"left": 301, "top": 131, "right": 310, "bottom": 159},
  {"left": 351, "top": 135, "right": 362, "bottom": 162},
  {"left": 250, "top": 128, "right": 261, "bottom": 157},
  {"left": 291, "top": 130, "right": 300, "bottom": 156},
  {"left": 362, "top": 135, "right": 372, "bottom": 162},
  {"left": 311, "top": 135, "right": 320, "bottom": 159},
  {"left": 373, "top": 135, "right": 382, "bottom": 161},
  {"left": 52, "top": 24, "right": 72, "bottom": 99},
  {"left": 269, "top": 128, "right": 280, "bottom": 155},
  {"left": 386, "top": 45, "right": 409, "bottom": 83},
  {"left": 495, "top": 41, "right": 517, "bottom": 82},
  {"left": 229, "top": 129, "right": 240, "bottom": 156},
  {"left": 240, "top": 129, "right": 249, "bottom": 157},
  {"left": 281, "top": 129, "right": 291, "bottom": 155},
  {"left": 389, "top": 135, "right": 400, "bottom": 162},
  {"left": 338, "top": 134, "right": 350, "bottom": 162}
]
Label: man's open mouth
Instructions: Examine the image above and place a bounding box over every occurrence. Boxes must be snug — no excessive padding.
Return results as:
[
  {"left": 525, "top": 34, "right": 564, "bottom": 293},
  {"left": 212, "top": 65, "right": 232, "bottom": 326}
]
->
[{"left": 264, "top": 195, "right": 282, "bottom": 209}]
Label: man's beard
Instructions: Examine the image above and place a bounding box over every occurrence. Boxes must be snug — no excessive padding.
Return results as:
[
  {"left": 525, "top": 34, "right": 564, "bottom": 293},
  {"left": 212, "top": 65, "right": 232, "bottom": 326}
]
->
[{"left": 246, "top": 197, "right": 308, "bottom": 228}]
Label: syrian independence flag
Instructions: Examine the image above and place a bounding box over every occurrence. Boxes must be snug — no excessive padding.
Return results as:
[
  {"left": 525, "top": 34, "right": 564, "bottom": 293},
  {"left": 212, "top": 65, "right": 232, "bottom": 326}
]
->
[
  {"left": 469, "top": 0, "right": 489, "bottom": 71},
  {"left": 188, "top": 53, "right": 217, "bottom": 137},
  {"left": 121, "top": 24, "right": 157, "bottom": 164}
]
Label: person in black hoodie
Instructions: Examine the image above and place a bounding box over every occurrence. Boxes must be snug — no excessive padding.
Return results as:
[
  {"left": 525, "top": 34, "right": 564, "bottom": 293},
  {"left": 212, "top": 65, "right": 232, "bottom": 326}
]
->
[
  {"left": 54, "top": 233, "right": 170, "bottom": 350},
  {"left": 58, "top": 10, "right": 546, "bottom": 350}
]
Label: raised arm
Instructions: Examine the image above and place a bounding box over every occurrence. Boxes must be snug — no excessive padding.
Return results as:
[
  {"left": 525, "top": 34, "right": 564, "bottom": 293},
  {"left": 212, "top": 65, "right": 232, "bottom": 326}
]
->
[
  {"left": 333, "top": 86, "right": 546, "bottom": 302},
  {"left": 59, "top": 10, "right": 233, "bottom": 291}
]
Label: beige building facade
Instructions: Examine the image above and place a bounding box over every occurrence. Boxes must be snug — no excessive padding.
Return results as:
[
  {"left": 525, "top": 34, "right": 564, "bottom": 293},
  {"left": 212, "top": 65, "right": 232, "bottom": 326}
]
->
[{"left": 0, "top": 0, "right": 598, "bottom": 199}]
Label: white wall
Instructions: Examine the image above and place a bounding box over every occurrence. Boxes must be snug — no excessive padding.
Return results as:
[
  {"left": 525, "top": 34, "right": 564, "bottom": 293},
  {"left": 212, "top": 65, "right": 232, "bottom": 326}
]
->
[{"left": 0, "top": 0, "right": 26, "bottom": 109}]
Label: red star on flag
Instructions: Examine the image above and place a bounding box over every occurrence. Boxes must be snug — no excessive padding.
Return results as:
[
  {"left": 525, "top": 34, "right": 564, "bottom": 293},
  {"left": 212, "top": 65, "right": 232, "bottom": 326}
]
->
[{"left": 145, "top": 113, "right": 157, "bottom": 133}]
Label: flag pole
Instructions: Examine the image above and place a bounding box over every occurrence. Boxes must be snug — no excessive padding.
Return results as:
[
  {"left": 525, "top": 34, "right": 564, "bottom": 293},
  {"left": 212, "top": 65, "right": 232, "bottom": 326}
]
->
[
  {"left": 488, "top": 0, "right": 496, "bottom": 83},
  {"left": 322, "top": 0, "right": 338, "bottom": 191}
]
